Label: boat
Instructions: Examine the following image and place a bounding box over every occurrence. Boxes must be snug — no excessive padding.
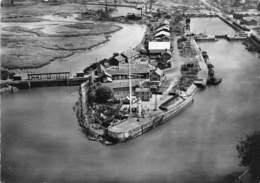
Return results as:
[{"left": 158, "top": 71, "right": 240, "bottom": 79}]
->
[
  {"left": 207, "top": 77, "right": 222, "bottom": 85},
  {"left": 207, "top": 64, "right": 222, "bottom": 85}
]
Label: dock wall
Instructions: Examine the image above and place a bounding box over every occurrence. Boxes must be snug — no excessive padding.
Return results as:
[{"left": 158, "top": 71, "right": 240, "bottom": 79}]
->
[
  {"left": 217, "top": 15, "right": 250, "bottom": 32},
  {"left": 249, "top": 34, "right": 260, "bottom": 50}
]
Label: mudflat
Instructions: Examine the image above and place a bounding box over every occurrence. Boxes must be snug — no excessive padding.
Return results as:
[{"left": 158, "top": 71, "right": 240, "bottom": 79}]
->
[{"left": 1, "top": 3, "right": 121, "bottom": 69}]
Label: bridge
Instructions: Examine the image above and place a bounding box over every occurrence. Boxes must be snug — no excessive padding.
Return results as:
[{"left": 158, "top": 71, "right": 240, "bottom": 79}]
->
[
  {"left": 27, "top": 72, "right": 70, "bottom": 80},
  {"left": 6, "top": 72, "right": 90, "bottom": 89}
]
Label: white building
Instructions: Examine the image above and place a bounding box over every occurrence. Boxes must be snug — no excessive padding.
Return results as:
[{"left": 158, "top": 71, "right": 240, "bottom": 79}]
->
[{"left": 148, "top": 41, "right": 171, "bottom": 54}]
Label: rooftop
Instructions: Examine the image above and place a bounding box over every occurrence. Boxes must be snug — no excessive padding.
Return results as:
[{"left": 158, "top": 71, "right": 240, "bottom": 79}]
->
[
  {"left": 103, "top": 79, "right": 144, "bottom": 89},
  {"left": 106, "top": 64, "right": 152, "bottom": 76},
  {"left": 114, "top": 55, "right": 126, "bottom": 62},
  {"left": 153, "top": 68, "right": 164, "bottom": 76},
  {"left": 155, "top": 25, "right": 170, "bottom": 32},
  {"left": 135, "top": 87, "right": 150, "bottom": 92},
  {"left": 155, "top": 30, "right": 171, "bottom": 38},
  {"left": 148, "top": 41, "right": 171, "bottom": 50}
]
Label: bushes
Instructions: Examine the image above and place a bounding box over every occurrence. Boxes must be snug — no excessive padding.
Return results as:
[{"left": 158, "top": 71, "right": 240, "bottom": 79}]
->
[
  {"left": 236, "top": 131, "right": 260, "bottom": 181},
  {"left": 86, "top": 83, "right": 114, "bottom": 104},
  {"left": 94, "top": 85, "right": 114, "bottom": 104}
]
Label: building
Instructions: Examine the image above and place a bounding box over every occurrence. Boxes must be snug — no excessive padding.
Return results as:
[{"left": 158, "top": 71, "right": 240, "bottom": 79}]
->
[
  {"left": 154, "top": 30, "right": 171, "bottom": 41},
  {"left": 241, "top": 17, "right": 258, "bottom": 26},
  {"left": 106, "top": 64, "right": 152, "bottom": 80},
  {"left": 148, "top": 41, "right": 171, "bottom": 54},
  {"left": 150, "top": 68, "right": 164, "bottom": 81},
  {"left": 158, "top": 19, "right": 170, "bottom": 27},
  {"left": 121, "top": 49, "right": 139, "bottom": 61},
  {"left": 155, "top": 25, "right": 170, "bottom": 34},
  {"left": 113, "top": 54, "right": 127, "bottom": 63},
  {"left": 103, "top": 79, "right": 143, "bottom": 98},
  {"left": 161, "top": 50, "right": 171, "bottom": 61},
  {"left": 148, "top": 68, "right": 165, "bottom": 91},
  {"left": 135, "top": 88, "right": 152, "bottom": 101}
]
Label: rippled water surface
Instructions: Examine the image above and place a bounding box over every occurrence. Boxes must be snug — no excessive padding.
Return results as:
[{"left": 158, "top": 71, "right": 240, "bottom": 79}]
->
[
  {"left": 191, "top": 17, "right": 237, "bottom": 36},
  {"left": 2, "top": 18, "right": 260, "bottom": 183}
]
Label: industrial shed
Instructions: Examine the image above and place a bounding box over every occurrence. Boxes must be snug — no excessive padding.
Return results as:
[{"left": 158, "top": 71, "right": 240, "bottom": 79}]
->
[{"left": 148, "top": 41, "right": 171, "bottom": 54}]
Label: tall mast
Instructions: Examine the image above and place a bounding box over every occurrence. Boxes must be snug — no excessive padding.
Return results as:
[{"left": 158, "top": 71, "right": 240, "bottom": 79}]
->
[
  {"left": 129, "top": 59, "right": 132, "bottom": 115},
  {"left": 105, "top": 0, "right": 108, "bottom": 13}
]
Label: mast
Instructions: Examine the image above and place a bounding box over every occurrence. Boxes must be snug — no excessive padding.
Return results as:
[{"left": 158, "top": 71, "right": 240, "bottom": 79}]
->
[
  {"left": 129, "top": 59, "right": 132, "bottom": 115},
  {"left": 105, "top": 0, "right": 108, "bottom": 13},
  {"left": 154, "top": 93, "right": 157, "bottom": 111}
]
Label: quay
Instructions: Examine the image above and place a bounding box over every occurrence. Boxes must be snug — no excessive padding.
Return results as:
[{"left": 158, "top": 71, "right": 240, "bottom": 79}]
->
[
  {"left": 195, "top": 36, "right": 217, "bottom": 42},
  {"left": 215, "top": 34, "right": 247, "bottom": 41},
  {"left": 194, "top": 34, "right": 247, "bottom": 42},
  {"left": 249, "top": 33, "right": 260, "bottom": 49},
  {"left": 217, "top": 15, "right": 250, "bottom": 32},
  {"left": 185, "top": 14, "right": 218, "bottom": 18}
]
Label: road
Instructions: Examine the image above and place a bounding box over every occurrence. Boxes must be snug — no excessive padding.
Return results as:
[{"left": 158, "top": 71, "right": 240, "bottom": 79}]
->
[{"left": 199, "top": 0, "right": 221, "bottom": 13}]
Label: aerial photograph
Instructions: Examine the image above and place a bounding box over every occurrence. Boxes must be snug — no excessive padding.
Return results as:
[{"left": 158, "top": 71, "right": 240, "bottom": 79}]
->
[{"left": 1, "top": 0, "right": 260, "bottom": 182}]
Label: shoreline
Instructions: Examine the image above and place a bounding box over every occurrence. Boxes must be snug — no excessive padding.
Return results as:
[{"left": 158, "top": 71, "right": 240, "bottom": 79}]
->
[{"left": 2, "top": 24, "right": 123, "bottom": 71}]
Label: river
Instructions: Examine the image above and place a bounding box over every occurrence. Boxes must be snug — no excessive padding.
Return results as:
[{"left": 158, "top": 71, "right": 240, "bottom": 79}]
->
[
  {"left": 2, "top": 18, "right": 260, "bottom": 183},
  {"left": 2, "top": 14, "right": 146, "bottom": 74},
  {"left": 36, "top": 23, "right": 146, "bottom": 73}
]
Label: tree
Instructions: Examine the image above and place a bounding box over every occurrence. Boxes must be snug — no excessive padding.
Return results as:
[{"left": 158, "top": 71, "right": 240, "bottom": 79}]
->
[
  {"left": 1, "top": 0, "right": 14, "bottom": 6},
  {"left": 236, "top": 131, "right": 260, "bottom": 181},
  {"left": 94, "top": 85, "right": 114, "bottom": 104}
]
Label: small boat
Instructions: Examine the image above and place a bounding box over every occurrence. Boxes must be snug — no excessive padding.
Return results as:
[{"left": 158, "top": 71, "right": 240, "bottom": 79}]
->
[{"left": 207, "top": 77, "right": 222, "bottom": 85}]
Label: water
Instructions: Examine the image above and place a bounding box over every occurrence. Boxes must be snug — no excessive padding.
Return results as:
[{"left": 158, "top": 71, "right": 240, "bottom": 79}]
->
[
  {"left": 2, "top": 14, "right": 146, "bottom": 74},
  {"left": 191, "top": 17, "right": 237, "bottom": 36},
  {"left": 35, "top": 23, "right": 146, "bottom": 74},
  {"left": 111, "top": 7, "right": 141, "bottom": 17},
  {"left": 2, "top": 18, "right": 260, "bottom": 183}
]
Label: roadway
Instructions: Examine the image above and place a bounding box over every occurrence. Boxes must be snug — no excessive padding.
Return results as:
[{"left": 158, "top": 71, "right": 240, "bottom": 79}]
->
[{"left": 199, "top": 0, "right": 221, "bottom": 13}]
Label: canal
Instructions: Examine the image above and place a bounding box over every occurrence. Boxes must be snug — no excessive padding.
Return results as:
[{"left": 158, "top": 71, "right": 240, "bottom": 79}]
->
[{"left": 2, "top": 18, "right": 260, "bottom": 183}]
